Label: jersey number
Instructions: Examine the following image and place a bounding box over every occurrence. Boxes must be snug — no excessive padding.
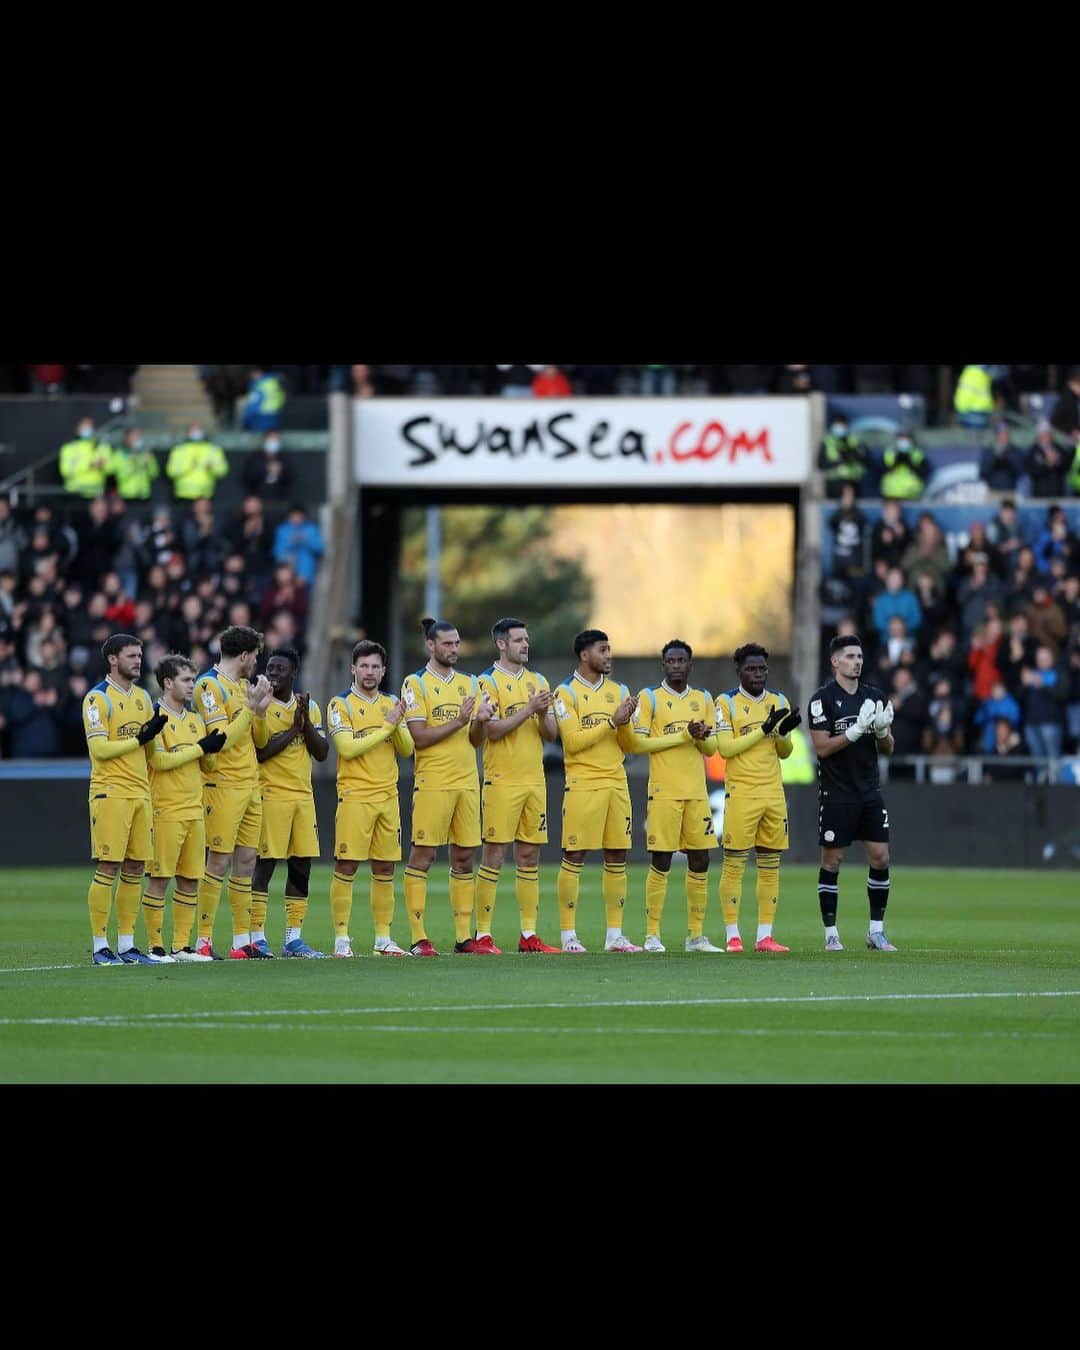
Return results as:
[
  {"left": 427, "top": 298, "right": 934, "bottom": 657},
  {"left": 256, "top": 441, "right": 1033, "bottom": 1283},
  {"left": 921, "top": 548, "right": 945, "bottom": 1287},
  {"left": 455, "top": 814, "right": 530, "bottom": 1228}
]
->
[
  {"left": 538, "top": 813, "right": 547, "bottom": 832},
  {"left": 882, "top": 808, "right": 889, "bottom": 829},
  {"left": 703, "top": 817, "right": 714, "bottom": 835},
  {"left": 625, "top": 816, "right": 632, "bottom": 837}
]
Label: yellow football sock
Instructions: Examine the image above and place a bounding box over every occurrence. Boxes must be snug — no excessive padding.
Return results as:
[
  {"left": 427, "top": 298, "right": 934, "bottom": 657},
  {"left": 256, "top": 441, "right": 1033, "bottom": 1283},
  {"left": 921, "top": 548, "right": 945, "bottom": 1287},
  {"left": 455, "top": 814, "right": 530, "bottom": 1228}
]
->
[
  {"left": 686, "top": 868, "right": 708, "bottom": 938},
  {"left": 403, "top": 866, "right": 428, "bottom": 942},
  {"left": 87, "top": 869, "right": 115, "bottom": 939},
  {"left": 285, "top": 894, "right": 308, "bottom": 930},
  {"left": 557, "top": 859, "right": 582, "bottom": 930},
  {"left": 475, "top": 865, "right": 500, "bottom": 935},
  {"left": 227, "top": 875, "right": 252, "bottom": 939},
  {"left": 197, "top": 870, "right": 225, "bottom": 942},
  {"left": 142, "top": 892, "right": 166, "bottom": 950},
  {"left": 115, "top": 873, "right": 143, "bottom": 938},
  {"left": 330, "top": 870, "right": 355, "bottom": 938},
  {"left": 250, "top": 888, "right": 268, "bottom": 935},
  {"left": 602, "top": 861, "right": 627, "bottom": 927},
  {"left": 515, "top": 865, "right": 539, "bottom": 934},
  {"left": 756, "top": 850, "right": 781, "bottom": 926},
  {"left": 172, "top": 889, "right": 197, "bottom": 949},
  {"left": 370, "top": 873, "right": 395, "bottom": 939},
  {"left": 449, "top": 869, "right": 475, "bottom": 943},
  {"left": 645, "top": 865, "right": 669, "bottom": 937},
  {"left": 720, "top": 849, "right": 749, "bottom": 928}
]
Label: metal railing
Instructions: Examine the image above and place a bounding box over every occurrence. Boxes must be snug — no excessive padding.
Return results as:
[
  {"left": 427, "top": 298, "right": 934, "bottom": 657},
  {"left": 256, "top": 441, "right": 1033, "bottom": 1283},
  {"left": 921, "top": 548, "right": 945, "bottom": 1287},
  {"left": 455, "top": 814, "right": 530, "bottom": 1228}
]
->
[
  {"left": 0, "top": 407, "right": 136, "bottom": 507},
  {"left": 880, "top": 754, "right": 1079, "bottom": 785}
]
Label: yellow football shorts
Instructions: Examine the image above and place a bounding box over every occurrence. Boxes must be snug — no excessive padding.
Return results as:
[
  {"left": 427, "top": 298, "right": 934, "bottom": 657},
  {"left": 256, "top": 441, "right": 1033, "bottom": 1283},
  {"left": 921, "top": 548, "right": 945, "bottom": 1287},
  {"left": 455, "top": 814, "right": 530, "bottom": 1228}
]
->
[
  {"left": 149, "top": 815, "right": 206, "bottom": 879},
  {"left": 334, "top": 792, "right": 402, "bottom": 862},
  {"left": 89, "top": 793, "right": 153, "bottom": 863},
  {"left": 203, "top": 782, "right": 262, "bottom": 853},
  {"left": 482, "top": 783, "right": 548, "bottom": 844},
  {"left": 260, "top": 797, "right": 320, "bottom": 859},
  {"left": 561, "top": 783, "right": 632, "bottom": 851},
  {"left": 645, "top": 795, "right": 719, "bottom": 853},
  {"left": 721, "top": 792, "right": 789, "bottom": 852},
  {"left": 411, "top": 788, "right": 481, "bottom": 848}
]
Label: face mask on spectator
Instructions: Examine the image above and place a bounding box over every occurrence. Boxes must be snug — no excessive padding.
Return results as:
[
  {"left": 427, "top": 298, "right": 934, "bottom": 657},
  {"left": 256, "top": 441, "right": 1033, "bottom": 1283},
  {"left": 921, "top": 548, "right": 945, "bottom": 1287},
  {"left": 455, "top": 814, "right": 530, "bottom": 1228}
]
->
[
  {"left": 189, "top": 428, "right": 204, "bottom": 441},
  {"left": 131, "top": 437, "right": 143, "bottom": 450},
  {"left": 830, "top": 422, "right": 846, "bottom": 436},
  {"left": 265, "top": 439, "right": 281, "bottom": 454},
  {"left": 897, "top": 438, "right": 912, "bottom": 451},
  {"left": 79, "top": 424, "right": 94, "bottom": 438}
]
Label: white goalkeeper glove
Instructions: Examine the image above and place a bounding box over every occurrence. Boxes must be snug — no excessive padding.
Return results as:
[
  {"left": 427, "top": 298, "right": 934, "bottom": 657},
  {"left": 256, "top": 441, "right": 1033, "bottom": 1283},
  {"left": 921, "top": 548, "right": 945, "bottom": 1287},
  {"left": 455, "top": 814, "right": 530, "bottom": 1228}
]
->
[
  {"left": 844, "top": 697, "right": 878, "bottom": 742},
  {"left": 872, "top": 699, "right": 895, "bottom": 738}
]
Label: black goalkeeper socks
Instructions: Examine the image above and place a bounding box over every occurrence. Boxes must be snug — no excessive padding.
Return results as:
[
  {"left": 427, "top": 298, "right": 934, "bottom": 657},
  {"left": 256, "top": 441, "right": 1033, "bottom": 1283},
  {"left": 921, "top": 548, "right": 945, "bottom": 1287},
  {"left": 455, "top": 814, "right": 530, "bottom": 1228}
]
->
[{"left": 818, "top": 868, "right": 839, "bottom": 927}]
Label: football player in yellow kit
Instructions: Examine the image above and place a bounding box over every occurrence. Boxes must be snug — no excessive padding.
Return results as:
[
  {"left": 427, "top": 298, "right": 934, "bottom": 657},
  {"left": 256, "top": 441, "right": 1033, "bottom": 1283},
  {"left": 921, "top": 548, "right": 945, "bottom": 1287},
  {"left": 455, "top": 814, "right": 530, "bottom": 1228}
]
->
[
  {"left": 636, "top": 639, "right": 723, "bottom": 954},
  {"left": 401, "top": 617, "right": 494, "bottom": 956},
  {"left": 476, "top": 617, "right": 561, "bottom": 953},
  {"left": 144, "top": 654, "right": 227, "bottom": 962},
  {"left": 554, "top": 629, "right": 691, "bottom": 953},
  {"left": 83, "top": 634, "right": 169, "bottom": 964},
  {"left": 326, "top": 640, "right": 415, "bottom": 957},
  {"left": 250, "top": 645, "right": 330, "bottom": 957},
  {"left": 714, "top": 643, "right": 802, "bottom": 953}
]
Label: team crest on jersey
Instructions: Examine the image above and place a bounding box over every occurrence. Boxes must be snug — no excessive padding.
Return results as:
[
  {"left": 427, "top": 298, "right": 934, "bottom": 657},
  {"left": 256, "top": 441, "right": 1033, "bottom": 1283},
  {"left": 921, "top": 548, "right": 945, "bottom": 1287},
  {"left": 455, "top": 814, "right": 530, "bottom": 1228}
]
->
[
  {"left": 811, "top": 700, "right": 823, "bottom": 717},
  {"left": 416, "top": 830, "right": 425, "bottom": 840},
  {"left": 403, "top": 686, "right": 417, "bottom": 708},
  {"left": 605, "top": 692, "right": 615, "bottom": 703},
  {"left": 555, "top": 698, "right": 568, "bottom": 720},
  {"left": 330, "top": 705, "right": 342, "bottom": 728},
  {"left": 457, "top": 686, "right": 466, "bottom": 697},
  {"left": 201, "top": 689, "right": 217, "bottom": 714},
  {"left": 691, "top": 701, "right": 700, "bottom": 712},
  {"left": 87, "top": 701, "right": 102, "bottom": 727}
]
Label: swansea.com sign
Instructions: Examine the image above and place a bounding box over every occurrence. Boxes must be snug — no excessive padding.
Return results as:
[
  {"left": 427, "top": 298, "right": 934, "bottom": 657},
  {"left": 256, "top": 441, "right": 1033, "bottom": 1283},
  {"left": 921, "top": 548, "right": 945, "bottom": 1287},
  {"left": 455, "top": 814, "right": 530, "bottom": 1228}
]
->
[{"left": 354, "top": 398, "right": 811, "bottom": 487}]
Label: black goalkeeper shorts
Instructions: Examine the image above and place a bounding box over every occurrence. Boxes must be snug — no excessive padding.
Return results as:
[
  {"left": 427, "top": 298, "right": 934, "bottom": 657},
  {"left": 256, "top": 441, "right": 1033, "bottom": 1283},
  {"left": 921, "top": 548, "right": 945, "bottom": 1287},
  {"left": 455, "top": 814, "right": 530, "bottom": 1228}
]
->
[{"left": 818, "top": 792, "right": 890, "bottom": 848}]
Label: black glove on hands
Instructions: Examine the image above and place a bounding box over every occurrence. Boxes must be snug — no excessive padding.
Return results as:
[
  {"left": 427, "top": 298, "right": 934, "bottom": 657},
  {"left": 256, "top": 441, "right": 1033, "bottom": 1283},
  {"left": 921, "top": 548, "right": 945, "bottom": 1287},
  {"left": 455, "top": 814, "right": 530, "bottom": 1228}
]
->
[
  {"left": 136, "top": 711, "right": 169, "bottom": 745},
  {"left": 198, "top": 729, "right": 227, "bottom": 754},
  {"left": 761, "top": 705, "right": 787, "bottom": 735},
  {"left": 776, "top": 709, "right": 802, "bottom": 736}
]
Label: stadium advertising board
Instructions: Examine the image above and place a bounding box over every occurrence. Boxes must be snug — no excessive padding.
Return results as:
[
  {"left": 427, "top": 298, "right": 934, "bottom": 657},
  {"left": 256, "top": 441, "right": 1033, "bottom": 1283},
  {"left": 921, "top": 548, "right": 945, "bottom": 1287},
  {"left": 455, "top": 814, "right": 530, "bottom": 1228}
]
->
[{"left": 355, "top": 398, "right": 812, "bottom": 487}]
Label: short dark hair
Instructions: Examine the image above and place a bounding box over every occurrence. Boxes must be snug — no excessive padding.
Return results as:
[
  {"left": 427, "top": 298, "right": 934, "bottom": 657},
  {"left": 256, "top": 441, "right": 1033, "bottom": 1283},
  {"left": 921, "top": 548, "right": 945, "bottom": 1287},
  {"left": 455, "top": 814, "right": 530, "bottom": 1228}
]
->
[
  {"left": 219, "top": 625, "right": 263, "bottom": 658},
  {"left": 491, "top": 617, "right": 526, "bottom": 644},
  {"left": 268, "top": 644, "right": 300, "bottom": 672},
  {"left": 574, "top": 629, "right": 608, "bottom": 656},
  {"left": 734, "top": 642, "right": 768, "bottom": 667},
  {"left": 420, "top": 616, "right": 457, "bottom": 640},
  {"left": 352, "top": 639, "right": 387, "bottom": 665},
  {"left": 662, "top": 638, "right": 692, "bottom": 661},
  {"left": 101, "top": 633, "right": 141, "bottom": 664},
  {"left": 155, "top": 653, "right": 196, "bottom": 686},
  {"left": 829, "top": 633, "right": 863, "bottom": 656}
]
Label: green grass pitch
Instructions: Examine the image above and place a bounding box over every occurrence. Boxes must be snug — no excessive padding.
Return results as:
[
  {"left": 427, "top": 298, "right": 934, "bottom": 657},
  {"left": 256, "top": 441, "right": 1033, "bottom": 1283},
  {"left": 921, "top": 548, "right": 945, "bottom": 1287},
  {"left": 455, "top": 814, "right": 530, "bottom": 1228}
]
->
[{"left": 1, "top": 864, "right": 1078, "bottom": 1083}]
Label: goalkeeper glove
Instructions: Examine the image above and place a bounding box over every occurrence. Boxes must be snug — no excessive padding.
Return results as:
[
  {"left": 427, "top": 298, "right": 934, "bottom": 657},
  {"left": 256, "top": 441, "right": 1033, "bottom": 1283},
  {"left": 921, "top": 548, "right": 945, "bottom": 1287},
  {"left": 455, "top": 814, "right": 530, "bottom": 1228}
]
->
[
  {"left": 761, "top": 705, "right": 787, "bottom": 735},
  {"left": 873, "top": 699, "right": 895, "bottom": 738},
  {"left": 776, "top": 708, "right": 802, "bottom": 736},
  {"left": 198, "top": 729, "right": 228, "bottom": 753},
  {"left": 844, "top": 698, "right": 877, "bottom": 743},
  {"left": 136, "top": 711, "right": 169, "bottom": 745}
]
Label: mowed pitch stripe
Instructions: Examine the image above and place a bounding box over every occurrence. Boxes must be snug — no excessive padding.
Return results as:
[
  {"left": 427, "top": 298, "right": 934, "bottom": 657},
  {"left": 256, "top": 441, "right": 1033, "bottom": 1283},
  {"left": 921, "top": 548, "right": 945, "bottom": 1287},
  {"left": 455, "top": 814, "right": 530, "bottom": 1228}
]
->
[{"left": 3, "top": 988, "right": 1080, "bottom": 1028}]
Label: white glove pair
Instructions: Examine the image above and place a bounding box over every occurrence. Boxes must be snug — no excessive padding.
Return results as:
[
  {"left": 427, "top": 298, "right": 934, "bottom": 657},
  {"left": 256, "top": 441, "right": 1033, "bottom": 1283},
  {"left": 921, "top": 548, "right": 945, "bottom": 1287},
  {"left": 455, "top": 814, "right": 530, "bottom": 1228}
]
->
[{"left": 844, "top": 697, "right": 893, "bottom": 742}]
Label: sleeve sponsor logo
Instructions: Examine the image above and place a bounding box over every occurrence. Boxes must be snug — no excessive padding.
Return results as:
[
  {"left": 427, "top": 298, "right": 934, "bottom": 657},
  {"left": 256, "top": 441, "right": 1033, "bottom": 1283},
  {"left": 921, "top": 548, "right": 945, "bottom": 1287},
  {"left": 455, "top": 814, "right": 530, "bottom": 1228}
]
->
[
  {"left": 555, "top": 697, "right": 569, "bottom": 721},
  {"left": 403, "top": 685, "right": 417, "bottom": 709},
  {"left": 201, "top": 688, "right": 218, "bottom": 714},
  {"left": 810, "top": 699, "right": 823, "bottom": 717},
  {"left": 87, "top": 701, "right": 102, "bottom": 728}
]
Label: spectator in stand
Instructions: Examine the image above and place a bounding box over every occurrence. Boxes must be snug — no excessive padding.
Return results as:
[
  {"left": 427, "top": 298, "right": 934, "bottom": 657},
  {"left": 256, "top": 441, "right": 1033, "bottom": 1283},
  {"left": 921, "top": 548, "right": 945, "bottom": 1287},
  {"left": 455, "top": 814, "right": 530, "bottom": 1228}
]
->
[
  {"left": 59, "top": 417, "right": 111, "bottom": 498},
  {"left": 1065, "top": 625, "right": 1080, "bottom": 752},
  {"left": 911, "top": 572, "right": 946, "bottom": 638},
  {"left": 953, "top": 365, "right": 997, "bottom": 429},
  {"left": 828, "top": 483, "right": 869, "bottom": 579},
  {"left": 166, "top": 422, "right": 228, "bottom": 502},
  {"left": 882, "top": 615, "right": 915, "bottom": 672},
  {"left": 241, "top": 366, "right": 287, "bottom": 431},
  {"left": 1050, "top": 366, "right": 1080, "bottom": 441},
  {"left": 988, "top": 498, "right": 1024, "bottom": 575},
  {"left": 1020, "top": 645, "right": 1068, "bottom": 759},
  {"left": 273, "top": 503, "right": 324, "bottom": 588},
  {"left": 978, "top": 421, "right": 1026, "bottom": 494},
  {"left": 532, "top": 365, "right": 573, "bottom": 398},
  {"left": 0, "top": 497, "right": 27, "bottom": 576},
  {"left": 871, "top": 500, "right": 911, "bottom": 570},
  {"left": 773, "top": 364, "right": 815, "bottom": 395},
  {"left": 351, "top": 364, "right": 376, "bottom": 398},
  {"left": 967, "top": 618, "right": 1004, "bottom": 703},
  {"left": 957, "top": 558, "right": 1005, "bottom": 641},
  {"left": 6, "top": 669, "right": 61, "bottom": 757},
  {"left": 1008, "top": 546, "right": 1039, "bottom": 608},
  {"left": 919, "top": 627, "right": 968, "bottom": 691},
  {"left": 496, "top": 365, "right": 543, "bottom": 397},
  {"left": 242, "top": 432, "right": 296, "bottom": 504},
  {"left": 983, "top": 718, "right": 1028, "bottom": 781},
  {"left": 924, "top": 677, "right": 965, "bottom": 756},
  {"left": 872, "top": 566, "right": 922, "bottom": 643},
  {"left": 818, "top": 412, "right": 871, "bottom": 499},
  {"left": 76, "top": 496, "right": 121, "bottom": 588},
  {"left": 1034, "top": 505, "right": 1077, "bottom": 576},
  {"left": 1026, "top": 421, "right": 1067, "bottom": 498},
  {"left": 888, "top": 667, "right": 929, "bottom": 760},
  {"left": 953, "top": 521, "right": 992, "bottom": 583},
  {"left": 1001, "top": 611, "right": 1037, "bottom": 697},
  {"left": 819, "top": 576, "right": 858, "bottom": 656},
  {"left": 640, "top": 365, "right": 677, "bottom": 396},
  {"left": 107, "top": 426, "right": 159, "bottom": 503},
  {"left": 1024, "top": 583, "right": 1067, "bottom": 652},
  {"left": 901, "top": 512, "right": 951, "bottom": 593},
  {"left": 580, "top": 366, "right": 617, "bottom": 395},
  {"left": 1069, "top": 433, "right": 1080, "bottom": 498},
  {"left": 880, "top": 431, "right": 930, "bottom": 500},
  {"left": 199, "top": 365, "right": 251, "bottom": 427},
  {"left": 25, "top": 364, "right": 67, "bottom": 395},
  {"left": 973, "top": 679, "right": 1021, "bottom": 754},
  {"left": 258, "top": 562, "right": 309, "bottom": 632},
  {"left": 181, "top": 497, "right": 230, "bottom": 579},
  {"left": 101, "top": 573, "right": 136, "bottom": 630}
]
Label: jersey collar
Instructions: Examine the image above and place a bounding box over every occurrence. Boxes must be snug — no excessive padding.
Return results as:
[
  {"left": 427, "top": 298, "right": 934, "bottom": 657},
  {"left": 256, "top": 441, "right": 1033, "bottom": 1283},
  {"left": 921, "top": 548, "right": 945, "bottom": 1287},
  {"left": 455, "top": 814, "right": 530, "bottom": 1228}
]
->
[
  {"left": 572, "top": 671, "right": 605, "bottom": 692},
  {"left": 425, "top": 663, "right": 457, "bottom": 684},
  {"left": 271, "top": 695, "right": 296, "bottom": 710},
  {"left": 494, "top": 661, "right": 525, "bottom": 679},
  {"left": 738, "top": 685, "right": 766, "bottom": 703},
  {"left": 106, "top": 675, "right": 134, "bottom": 696},
  {"left": 661, "top": 681, "right": 691, "bottom": 700},
  {"left": 351, "top": 685, "right": 381, "bottom": 703}
]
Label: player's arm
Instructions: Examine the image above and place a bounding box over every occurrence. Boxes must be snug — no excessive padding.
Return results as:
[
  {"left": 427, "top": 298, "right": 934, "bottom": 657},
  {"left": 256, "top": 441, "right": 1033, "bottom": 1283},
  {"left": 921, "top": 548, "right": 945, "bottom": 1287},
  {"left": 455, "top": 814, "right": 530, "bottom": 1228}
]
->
[
  {"left": 393, "top": 719, "right": 415, "bottom": 757},
  {"left": 196, "top": 676, "right": 255, "bottom": 753},
  {"left": 772, "top": 696, "right": 799, "bottom": 760},
  {"left": 810, "top": 697, "right": 877, "bottom": 759},
  {"left": 147, "top": 742, "right": 204, "bottom": 771},
  {"left": 617, "top": 723, "right": 692, "bottom": 754},
  {"left": 298, "top": 695, "right": 330, "bottom": 763},
  {"left": 484, "top": 682, "right": 553, "bottom": 742},
  {"left": 402, "top": 676, "right": 463, "bottom": 749},
  {"left": 691, "top": 696, "right": 719, "bottom": 756},
  {"left": 84, "top": 696, "right": 164, "bottom": 760},
  {"left": 555, "top": 689, "right": 612, "bottom": 753},
  {"left": 257, "top": 722, "right": 300, "bottom": 763}
]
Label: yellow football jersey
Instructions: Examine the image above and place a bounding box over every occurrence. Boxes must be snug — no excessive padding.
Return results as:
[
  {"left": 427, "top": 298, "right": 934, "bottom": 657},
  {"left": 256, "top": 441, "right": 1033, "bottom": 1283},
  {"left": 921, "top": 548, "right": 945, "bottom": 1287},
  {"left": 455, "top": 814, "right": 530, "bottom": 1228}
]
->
[
  {"left": 327, "top": 687, "right": 412, "bottom": 800},
  {"left": 195, "top": 666, "right": 257, "bottom": 786},
  {"left": 477, "top": 664, "right": 549, "bottom": 786},
  {"left": 258, "top": 696, "right": 323, "bottom": 800},
  {"left": 82, "top": 677, "right": 153, "bottom": 798},
  {"left": 634, "top": 683, "right": 716, "bottom": 798},
  {"left": 402, "top": 666, "right": 480, "bottom": 790},
  {"left": 715, "top": 686, "right": 791, "bottom": 796},
  {"left": 149, "top": 705, "right": 211, "bottom": 820},
  {"left": 554, "top": 672, "right": 631, "bottom": 788}
]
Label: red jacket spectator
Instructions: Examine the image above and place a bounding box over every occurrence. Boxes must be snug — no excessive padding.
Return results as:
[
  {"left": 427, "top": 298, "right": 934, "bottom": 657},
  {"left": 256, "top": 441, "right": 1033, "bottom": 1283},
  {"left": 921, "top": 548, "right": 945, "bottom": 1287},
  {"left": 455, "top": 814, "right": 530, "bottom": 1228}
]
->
[
  {"left": 531, "top": 366, "right": 572, "bottom": 398},
  {"left": 967, "top": 622, "right": 1003, "bottom": 702}
]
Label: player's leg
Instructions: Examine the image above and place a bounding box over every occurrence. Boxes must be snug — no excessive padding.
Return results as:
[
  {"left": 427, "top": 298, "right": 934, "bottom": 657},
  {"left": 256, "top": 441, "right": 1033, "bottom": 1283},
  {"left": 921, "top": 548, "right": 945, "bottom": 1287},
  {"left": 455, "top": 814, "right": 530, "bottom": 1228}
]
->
[
  {"left": 558, "top": 788, "right": 599, "bottom": 951},
  {"left": 862, "top": 796, "right": 896, "bottom": 951},
  {"left": 279, "top": 798, "right": 324, "bottom": 957},
  {"left": 88, "top": 848, "right": 122, "bottom": 964},
  {"left": 198, "top": 783, "right": 247, "bottom": 958},
  {"left": 818, "top": 797, "right": 856, "bottom": 951},
  {"left": 476, "top": 838, "right": 506, "bottom": 944},
  {"left": 165, "top": 817, "right": 207, "bottom": 959},
  {"left": 227, "top": 789, "right": 265, "bottom": 957},
  {"left": 512, "top": 839, "right": 557, "bottom": 951},
  {"left": 682, "top": 797, "right": 721, "bottom": 952},
  {"left": 86, "top": 795, "right": 139, "bottom": 963},
  {"left": 643, "top": 796, "right": 679, "bottom": 951},
  {"left": 449, "top": 788, "right": 486, "bottom": 953},
  {"left": 142, "top": 875, "right": 173, "bottom": 961},
  {"left": 601, "top": 785, "right": 639, "bottom": 951},
  {"left": 753, "top": 800, "right": 790, "bottom": 953},
  {"left": 250, "top": 855, "right": 278, "bottom": 955},
  {"left": 477, "top": 782, "right": 519, "bottom": 945},
  {"left": 406, "top": 789, "right": 454, "bottom": 955},
  {"left": 720, "top": 795, "right": 763, "bottom": 952},
  {"left": 116, "top": 799, "right": 156, "bottom": 963},
  {"left": 369, "top": 795, "right": 406, "bottom": 955},
  {"left": 331, "top": 792, "right": 368, "bottom": 955},
  {"left": 331, "top": 858, "right": 360, "bottom": 956}
]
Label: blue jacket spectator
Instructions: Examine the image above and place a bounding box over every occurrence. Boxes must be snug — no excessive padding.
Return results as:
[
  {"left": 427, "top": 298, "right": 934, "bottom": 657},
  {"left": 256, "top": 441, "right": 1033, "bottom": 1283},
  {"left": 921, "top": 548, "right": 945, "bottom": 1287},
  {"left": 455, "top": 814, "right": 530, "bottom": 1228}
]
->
[
  {"left": 974, "top": 683, "right": 1021, "bottom": 753},
  {"left": 978, "top": 423, "right": 1025, "bottom": 493},
  {"left": 872, "top": 566, "right": 922, "bottom": 640},
  {"left": 6, "top": 673, "right": 62, "bottom": 756},
  {"left": 1034, "top": 507, "right": 1076, "bottom": 576},
  {"left": 241, "top": 366, "right": 287, "bottom": 432},
  {"left": 273, "top": 506, "right": 325, "bottom": 588}
]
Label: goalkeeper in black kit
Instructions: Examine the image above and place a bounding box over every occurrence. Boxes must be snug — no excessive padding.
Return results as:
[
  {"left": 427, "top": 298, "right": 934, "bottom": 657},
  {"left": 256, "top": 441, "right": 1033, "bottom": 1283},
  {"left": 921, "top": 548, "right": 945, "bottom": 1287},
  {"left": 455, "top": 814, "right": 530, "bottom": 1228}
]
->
[{"left": 807, "top": 633, "right": 898, "bottom": 953}]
